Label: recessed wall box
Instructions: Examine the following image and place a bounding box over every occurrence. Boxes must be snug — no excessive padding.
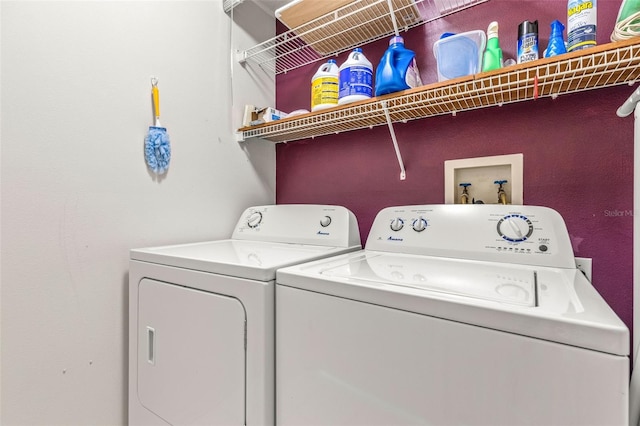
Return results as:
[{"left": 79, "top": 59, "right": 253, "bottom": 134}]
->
[{"left": 444, "top": 154, "right": 523, "bottom": 204}]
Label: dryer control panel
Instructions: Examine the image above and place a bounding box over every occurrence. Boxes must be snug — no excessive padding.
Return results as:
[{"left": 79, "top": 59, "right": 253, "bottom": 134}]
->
[
  {"left": 232, "top": 205, "right": 361, "bottom": 248},
  {"left": 365, "top": 205, "right": 575, "bottom": 268}
]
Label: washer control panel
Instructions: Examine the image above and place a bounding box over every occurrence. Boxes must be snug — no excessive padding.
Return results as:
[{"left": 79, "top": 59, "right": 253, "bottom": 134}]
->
[
  {"left": 367, "top": 205, "right": 575, "bottom": 268},
  {"left": 231, "top": 205, "right": 361, "bottom": 248}
]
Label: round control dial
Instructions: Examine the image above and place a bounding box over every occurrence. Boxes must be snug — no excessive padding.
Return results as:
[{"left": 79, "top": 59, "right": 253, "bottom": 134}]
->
[
  {"left": 390, "top": 218, "right": 404, "bottom": 232},
  {"left": 412, "top": 217, "right": 427, "bottom": 232},
  {"left": 247, "top": 211, "right": 263, "bottom": 228},
  {"left": 320, "top": 215, "right": 332, "bottom": 227},
  {"left": 497, "top": 214, "right": 533, "bottom": 242}
]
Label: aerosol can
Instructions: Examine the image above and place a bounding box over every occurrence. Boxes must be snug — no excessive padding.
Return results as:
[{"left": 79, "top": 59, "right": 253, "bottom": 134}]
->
[{"left": 567, "top": 0, "right": 597, "bottom": 52}]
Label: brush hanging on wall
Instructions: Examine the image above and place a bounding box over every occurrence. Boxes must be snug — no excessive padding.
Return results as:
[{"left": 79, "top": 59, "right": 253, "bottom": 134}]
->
[{"left": 144, "top": 76, "right": 171, "bottom": 175}]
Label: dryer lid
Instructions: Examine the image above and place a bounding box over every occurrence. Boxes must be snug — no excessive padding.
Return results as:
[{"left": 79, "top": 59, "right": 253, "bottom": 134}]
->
[{"left": 131, "top": 239, "right": 358, "bottom": 281}]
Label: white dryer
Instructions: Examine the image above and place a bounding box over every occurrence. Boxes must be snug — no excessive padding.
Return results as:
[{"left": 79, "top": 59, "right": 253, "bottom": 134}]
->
[
  {"left": 128, "top": 204, "right": 360, "bottom": 426},
  {"left": 276, "top": 204, "right": 629, "bottom": 426}
]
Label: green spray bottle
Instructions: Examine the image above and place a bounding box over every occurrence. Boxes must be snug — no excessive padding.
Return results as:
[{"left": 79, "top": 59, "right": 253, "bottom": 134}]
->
[{"left": 482, "top": 21, "right": 503, "bottom": 72}]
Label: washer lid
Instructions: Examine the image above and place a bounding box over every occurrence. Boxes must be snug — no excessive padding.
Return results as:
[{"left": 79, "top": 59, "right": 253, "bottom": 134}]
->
[
  {"left": 321, "top": 252, "right": 536, "bottom": 307},
  {"left": 131, "top": 239, "right": 359, "bottom": 282},
  {"left": 277, "top": 251, "right": 629, "bottom": 356}
]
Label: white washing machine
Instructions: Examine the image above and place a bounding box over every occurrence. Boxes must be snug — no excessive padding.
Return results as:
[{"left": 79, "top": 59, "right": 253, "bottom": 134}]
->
[
  {"left": 276, "top": 204, "right": 629, "bottom": 426},
  {"left": 128, "top": 204, "right": 360, "bottom": 426}
]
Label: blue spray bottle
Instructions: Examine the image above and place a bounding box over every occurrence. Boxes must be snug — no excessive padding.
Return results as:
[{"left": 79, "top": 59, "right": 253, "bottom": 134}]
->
[
  {"left": 544, "top": 20, "right": 568, "bottom": 58},
  {"left": 374, "top": 36, "right": 422, "bottom": 97}
]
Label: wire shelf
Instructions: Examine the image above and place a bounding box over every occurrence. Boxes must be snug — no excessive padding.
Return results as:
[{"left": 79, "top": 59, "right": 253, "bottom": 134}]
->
[
  {"left": 239, "top": 0, "right": 489, "bottom": 75},
  {"left": 239, "top": 38, "right": 640, "bottom": 143}
]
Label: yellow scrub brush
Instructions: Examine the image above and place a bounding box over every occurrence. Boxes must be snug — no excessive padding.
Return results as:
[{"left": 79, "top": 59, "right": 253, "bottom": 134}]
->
[{"left": 145, "top": 77, "right": 171, "bottom": 174}]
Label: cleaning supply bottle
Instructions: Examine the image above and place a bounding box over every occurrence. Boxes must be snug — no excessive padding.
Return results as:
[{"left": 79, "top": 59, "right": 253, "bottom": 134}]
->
[
  {"left": 338, "top": 48, "right": 373, "bottom": 105},
  {"left": 374, "top": 36, "right": 422, "bottom": 97},
  {"left": 567, "top": 0, "right": 597, "bottom": 52},
  {"left": 482, "top": 21, "right": 503, "bottom": 72},
  {"left": 544, "top": 20, "right": 568, "bottom": 57},
  {"left": 311, "top": 59, "right": 339, "bottom": 112},
  {"left": 517, "top": 20, "right": 539, "bottom": 64}
]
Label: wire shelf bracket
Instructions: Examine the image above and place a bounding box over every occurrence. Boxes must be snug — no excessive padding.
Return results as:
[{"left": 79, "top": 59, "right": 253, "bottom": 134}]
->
[{"left": 381, "top": 100, "right": 407, "bottom": 180}]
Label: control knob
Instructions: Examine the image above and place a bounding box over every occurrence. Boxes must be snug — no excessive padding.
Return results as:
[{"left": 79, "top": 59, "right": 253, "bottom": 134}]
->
[
  {"left": 247, "top": 211, "right": 263, "bottom": 229},
  {"left": 320, "top": 216, "right": 332, "bottom": 227},
  {"left": 412, "top": 217, "right": 427, "bottom": 232},
  {"left": 497, "top": 214, "right": 533, "bottom": 242},
  {"left": 390, "top": 218, "right": 404, "bottom": 232}
]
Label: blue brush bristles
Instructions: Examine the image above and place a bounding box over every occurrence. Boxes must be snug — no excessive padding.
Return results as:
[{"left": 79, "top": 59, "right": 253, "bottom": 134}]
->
[{"left": 144, "top": 126, "right": 171, "bottom": 175}]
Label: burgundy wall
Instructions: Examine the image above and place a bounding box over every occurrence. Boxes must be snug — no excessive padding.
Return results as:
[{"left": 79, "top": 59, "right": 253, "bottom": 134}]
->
[{"left": 275, "top": 0, "right": 634, "bottom": 334}]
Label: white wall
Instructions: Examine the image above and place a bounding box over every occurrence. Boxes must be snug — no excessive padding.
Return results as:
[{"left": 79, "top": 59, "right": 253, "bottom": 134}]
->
[{"left": 0, "top": 1, "right": 275, "bottom": 424}]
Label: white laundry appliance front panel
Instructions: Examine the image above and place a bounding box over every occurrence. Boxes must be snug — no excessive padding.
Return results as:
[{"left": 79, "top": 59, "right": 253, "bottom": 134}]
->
[
  {"left": 275, "top": 204, "right": 629, "bottom": 426},
  {"left": 276, "top": 284, "right": 628, "bottom": 426},
  {"left": 129, "top": 261, "right": 274, "bottom": 426},
  {"left": 129, "top": 204, "right": 362, "bottom": 426},
  {"left": 137, "top": 278, "right": 245, "bottom": 425}
]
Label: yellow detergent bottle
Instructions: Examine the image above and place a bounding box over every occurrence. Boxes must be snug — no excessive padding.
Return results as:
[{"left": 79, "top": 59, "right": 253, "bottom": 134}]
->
[{"left": 311, "top": 59, "right": 339, "bottom": 112}]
